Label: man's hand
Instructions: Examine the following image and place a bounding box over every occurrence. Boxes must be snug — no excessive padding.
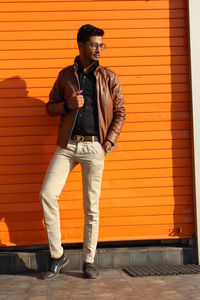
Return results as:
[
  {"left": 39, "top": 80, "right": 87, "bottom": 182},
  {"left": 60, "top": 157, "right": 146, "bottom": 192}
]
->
[
  {"left": 103, "top": 140, "right": 112, "bottom": 154},
  {"left": 67, "top": 90, "right": 84, "bottom": 109}
]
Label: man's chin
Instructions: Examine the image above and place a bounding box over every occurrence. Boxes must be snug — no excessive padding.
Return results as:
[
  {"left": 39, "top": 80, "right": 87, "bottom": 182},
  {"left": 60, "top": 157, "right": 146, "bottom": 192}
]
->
[{"left": 93, "top": 55, "right": 100, "bottom": 61}]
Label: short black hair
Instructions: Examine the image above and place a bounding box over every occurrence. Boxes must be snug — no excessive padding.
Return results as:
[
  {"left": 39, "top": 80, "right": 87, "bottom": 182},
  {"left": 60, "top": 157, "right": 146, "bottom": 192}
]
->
[{"left": 77, "top": 24, "right": 104, "bottom": 44}]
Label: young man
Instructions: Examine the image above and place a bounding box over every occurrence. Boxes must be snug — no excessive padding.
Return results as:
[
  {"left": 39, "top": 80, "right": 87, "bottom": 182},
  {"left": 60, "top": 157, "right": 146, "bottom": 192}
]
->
[{"left": 40, "top": 24, "right": 125, "bottom": 280}]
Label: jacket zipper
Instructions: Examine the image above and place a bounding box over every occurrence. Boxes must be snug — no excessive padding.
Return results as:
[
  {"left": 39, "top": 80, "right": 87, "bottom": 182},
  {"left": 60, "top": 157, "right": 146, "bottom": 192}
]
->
[
  {"left": 67, "top": 69, "right": 81, "bottom": 143},
  {"left": 95, "top": 71, "right": 102, "bottom": 144}
]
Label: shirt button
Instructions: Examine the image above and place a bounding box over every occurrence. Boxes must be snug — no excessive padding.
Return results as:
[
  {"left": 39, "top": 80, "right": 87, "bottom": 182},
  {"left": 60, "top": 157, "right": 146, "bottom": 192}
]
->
[{"left": 79, "top": 114, "right": 82, "bottom": 117}]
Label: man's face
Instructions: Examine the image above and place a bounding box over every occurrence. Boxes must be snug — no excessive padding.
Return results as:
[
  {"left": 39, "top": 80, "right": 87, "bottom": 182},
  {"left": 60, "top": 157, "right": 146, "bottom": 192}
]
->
[{"left": 80, "top": 36, "right": 105, "bottom": 63}]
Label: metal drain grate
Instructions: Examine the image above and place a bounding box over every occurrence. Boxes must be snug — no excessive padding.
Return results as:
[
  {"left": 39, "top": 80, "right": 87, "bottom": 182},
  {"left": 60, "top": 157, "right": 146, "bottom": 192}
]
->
[{"left": 123, "top": 265, "right": 200, "bottom": 277}]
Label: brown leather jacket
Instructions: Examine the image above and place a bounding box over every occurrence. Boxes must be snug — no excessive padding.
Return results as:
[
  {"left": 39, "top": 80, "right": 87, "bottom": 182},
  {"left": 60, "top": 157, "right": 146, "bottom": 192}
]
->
[{"left": 46, "top": 59, "right": 126, "bottom": 149}]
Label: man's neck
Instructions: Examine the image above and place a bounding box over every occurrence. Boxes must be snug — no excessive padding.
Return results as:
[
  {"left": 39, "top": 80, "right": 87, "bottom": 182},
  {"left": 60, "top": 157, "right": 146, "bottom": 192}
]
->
[{"left": 79, "top": 57, "right": 95, "bottom": 73}]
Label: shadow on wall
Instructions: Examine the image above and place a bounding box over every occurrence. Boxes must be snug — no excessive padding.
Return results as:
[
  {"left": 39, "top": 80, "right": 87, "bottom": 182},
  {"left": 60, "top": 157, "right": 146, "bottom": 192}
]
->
[{"left": 0, "top": 76, "right": 58, "bottom": 248}]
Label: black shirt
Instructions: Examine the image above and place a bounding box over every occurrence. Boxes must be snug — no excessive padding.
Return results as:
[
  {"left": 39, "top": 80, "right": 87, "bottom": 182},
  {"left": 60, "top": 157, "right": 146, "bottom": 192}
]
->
[{"left": 71, "top": 57, "right": 99, "bottom": 137}]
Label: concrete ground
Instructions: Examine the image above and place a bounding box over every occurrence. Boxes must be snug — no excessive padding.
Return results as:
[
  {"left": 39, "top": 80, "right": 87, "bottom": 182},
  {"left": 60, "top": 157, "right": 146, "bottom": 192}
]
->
[{"left": 0, "top": 269, "right": 200, "bottom": 300}]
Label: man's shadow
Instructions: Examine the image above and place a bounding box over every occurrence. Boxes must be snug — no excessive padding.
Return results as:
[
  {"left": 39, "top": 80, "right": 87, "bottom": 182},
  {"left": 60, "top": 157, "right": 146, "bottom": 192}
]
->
[{"left": 0, "top": 76, "right": 59, "bottom": 272}]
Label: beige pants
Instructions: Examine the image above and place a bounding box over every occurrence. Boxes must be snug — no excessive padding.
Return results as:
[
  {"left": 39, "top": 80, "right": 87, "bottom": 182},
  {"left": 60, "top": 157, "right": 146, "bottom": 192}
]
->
[{"left": 40, "top": 139, "right": 105, "bottom": 263}]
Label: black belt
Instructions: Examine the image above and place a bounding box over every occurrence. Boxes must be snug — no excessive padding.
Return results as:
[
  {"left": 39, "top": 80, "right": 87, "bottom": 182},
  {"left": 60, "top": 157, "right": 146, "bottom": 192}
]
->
[{"left": 71, "top": 135, "right": 99, "bottom": 142}]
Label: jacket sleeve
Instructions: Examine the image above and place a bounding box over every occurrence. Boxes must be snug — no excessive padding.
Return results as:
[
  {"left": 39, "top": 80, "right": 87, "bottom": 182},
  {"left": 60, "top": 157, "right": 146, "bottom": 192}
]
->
[
  {"left": 46, "top": 73, "right": 66, "bottom": 115},
  {"left": 106, "top": 74, "right": 126, "bottom": 145}
]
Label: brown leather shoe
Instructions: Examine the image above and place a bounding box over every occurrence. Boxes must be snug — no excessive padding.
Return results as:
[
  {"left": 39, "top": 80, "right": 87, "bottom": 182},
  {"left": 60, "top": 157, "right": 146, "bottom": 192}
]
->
[
  {"left": 43, "top": 254, "right": 70, "bottom": 280},
  {"left": 83, "top": 262, "right": 99, "bottom": 279}
]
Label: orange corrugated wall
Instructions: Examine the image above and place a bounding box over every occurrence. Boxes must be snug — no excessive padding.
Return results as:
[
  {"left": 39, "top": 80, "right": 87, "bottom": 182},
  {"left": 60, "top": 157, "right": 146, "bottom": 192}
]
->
[{"left": 0, "top": 0, "right": 194, "bottom": 247}]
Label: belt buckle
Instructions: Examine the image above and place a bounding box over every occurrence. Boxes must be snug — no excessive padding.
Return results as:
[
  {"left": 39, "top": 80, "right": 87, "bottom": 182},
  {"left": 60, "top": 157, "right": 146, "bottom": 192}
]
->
[{"left": 74, "top": 135, "right": 84, "bottom": 142}]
